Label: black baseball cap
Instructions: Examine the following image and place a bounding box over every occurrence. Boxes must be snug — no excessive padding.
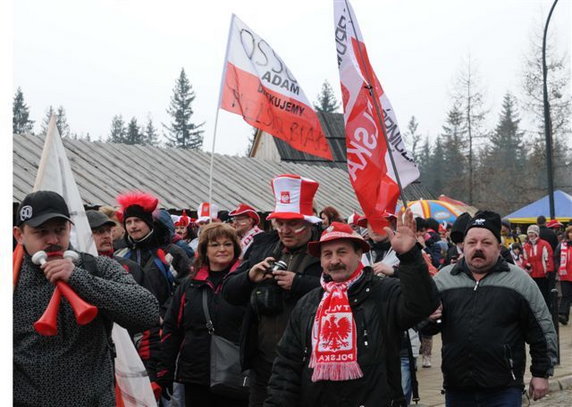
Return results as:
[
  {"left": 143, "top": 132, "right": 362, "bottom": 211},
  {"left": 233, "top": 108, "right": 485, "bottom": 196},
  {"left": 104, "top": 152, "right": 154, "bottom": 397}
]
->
[
  {"left": 86, "top": 210, "right": 117, "bottom": 230},
  {"left": 16, "top": 190, "right": 73, "bottom": 227}
]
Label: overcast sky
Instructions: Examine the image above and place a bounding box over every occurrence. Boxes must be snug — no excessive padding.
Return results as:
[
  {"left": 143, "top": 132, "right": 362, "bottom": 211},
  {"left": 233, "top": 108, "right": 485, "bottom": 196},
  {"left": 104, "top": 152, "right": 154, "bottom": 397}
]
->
[{"left": 13, "top": 0, "right": 572, "bottom": 156}]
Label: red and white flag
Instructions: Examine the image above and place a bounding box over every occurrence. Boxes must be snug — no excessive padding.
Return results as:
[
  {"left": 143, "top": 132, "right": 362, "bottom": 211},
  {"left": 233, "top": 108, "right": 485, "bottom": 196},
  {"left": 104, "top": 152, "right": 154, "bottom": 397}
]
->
[
  {"left": 219, "top": 14, "right": 333, "bottom": 160},
  {"left": 333, "top": 0, "right": 419, "bottom": 233}
]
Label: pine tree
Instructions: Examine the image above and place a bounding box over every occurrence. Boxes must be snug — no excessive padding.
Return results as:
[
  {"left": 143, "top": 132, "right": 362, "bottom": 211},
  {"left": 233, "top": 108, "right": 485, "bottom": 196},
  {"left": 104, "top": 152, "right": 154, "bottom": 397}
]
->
[
  {"left": 125, "top": 117, "right": 145, "bottom": 145},
  {"left": 108, "top": 115, "right": 127, "bottom": 143},
  {"left": 13, "top": 87, "right": 34, "bottom": 135},
  {"left": 40, "top": 105, "right": 71, "bottom": 137},
  {"left": 403, "top": 116, "right": 422, "bottom": 162},
  {"left": 164, "top": 68, "right": 204, "bottom": 149},
  {"left": 419, "top": 135, "right": 445, "bottom": 196},
  {"left": 476, "top": 93, "right": 527, "bottom": 213},
  {"left": 439, "top": 104, "right": 469, "bottom": 202},
  {"left": 143, "top": 116, "right": 159, "bottom": 146},
  {"left": 314, "top": 80, "right": 340, "bottom": 113}
]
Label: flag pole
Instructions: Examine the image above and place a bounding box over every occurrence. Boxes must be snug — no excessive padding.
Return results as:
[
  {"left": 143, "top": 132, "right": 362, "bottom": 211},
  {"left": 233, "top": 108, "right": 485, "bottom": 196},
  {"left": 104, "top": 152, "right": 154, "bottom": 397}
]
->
[
  {"left": 208, "top": 14, "right": 236, "bottom": 205},
  {"left": 343, "top": 0, "right": 408, "bottom": 210}
]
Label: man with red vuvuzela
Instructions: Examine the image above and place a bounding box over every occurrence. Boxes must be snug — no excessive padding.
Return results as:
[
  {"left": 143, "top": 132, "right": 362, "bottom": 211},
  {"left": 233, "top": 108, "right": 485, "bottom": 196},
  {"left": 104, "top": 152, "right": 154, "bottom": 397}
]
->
[
  {"left": 13, "top": 190, "right": 159, "bottom": 406},
  {"left": 264, "top": 210, "right": 439, "bottom": 407}
]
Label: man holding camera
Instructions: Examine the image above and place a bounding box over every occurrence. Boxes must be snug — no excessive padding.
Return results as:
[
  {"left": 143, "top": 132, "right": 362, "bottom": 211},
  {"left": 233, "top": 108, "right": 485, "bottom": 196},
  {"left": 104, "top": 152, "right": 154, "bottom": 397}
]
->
[{"left": 223, "top": 174, "right": 323, "bottom": 407}]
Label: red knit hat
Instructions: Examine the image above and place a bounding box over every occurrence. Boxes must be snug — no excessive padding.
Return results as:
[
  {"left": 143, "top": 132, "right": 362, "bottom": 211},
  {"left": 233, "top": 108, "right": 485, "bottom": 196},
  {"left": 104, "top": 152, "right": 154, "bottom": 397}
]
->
[
  {"left": 229, "top": 203, "right": 260, "bottom": 225},
  {"left": 308, "top": 222, "right": 370, "bottom": 257},
  {"left": 266, "top": 174, "right": 321, "bottom": 224},
  {"left": 355, "top": 210, "right": 396, "bottom": 229}
]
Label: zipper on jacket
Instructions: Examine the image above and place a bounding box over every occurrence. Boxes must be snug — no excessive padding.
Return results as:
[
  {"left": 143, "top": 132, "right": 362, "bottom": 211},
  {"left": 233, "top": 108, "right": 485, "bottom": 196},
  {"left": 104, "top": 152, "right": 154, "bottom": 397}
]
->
[
  {"left": 302, "top": 346, "right": 309, "bottom": 363},
  {"left": 473, "top": 279, "right": 480, "bottom": 291}
]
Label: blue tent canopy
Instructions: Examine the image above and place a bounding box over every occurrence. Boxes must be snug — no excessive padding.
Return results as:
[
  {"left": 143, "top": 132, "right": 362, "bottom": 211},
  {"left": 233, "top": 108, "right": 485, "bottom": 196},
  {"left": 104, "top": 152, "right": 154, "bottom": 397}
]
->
[{"left": 504, "top": 190, "right": 572, "bottom": 223}]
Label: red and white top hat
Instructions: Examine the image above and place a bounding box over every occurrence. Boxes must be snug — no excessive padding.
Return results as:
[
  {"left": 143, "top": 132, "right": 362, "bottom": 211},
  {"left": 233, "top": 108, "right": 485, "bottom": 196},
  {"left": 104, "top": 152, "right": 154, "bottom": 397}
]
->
[
  {"left": 308, "top": 222, "right": 370, "bottom": 257},
  {"left": 197, "top": 202, "right": 219, "bottom": 223},
  {"left": 266, "top": 174, "right": 321, "bottom": 224},
  {"left": 229, "top": 203, "right": 260, "bottom": 225}
]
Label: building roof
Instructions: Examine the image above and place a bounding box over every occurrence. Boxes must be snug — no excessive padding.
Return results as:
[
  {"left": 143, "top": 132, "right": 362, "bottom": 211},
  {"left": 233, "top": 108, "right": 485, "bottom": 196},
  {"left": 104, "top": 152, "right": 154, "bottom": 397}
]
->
[{"left": 13, "top": 133, "right": 365, "bottom": 215}]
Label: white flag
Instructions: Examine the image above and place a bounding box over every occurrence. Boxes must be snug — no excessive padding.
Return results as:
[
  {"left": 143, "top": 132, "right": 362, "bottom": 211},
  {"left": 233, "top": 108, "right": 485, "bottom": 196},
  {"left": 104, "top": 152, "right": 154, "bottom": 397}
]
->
[{"left": 33, "top": 115, "right": 156, "bottom": 407}]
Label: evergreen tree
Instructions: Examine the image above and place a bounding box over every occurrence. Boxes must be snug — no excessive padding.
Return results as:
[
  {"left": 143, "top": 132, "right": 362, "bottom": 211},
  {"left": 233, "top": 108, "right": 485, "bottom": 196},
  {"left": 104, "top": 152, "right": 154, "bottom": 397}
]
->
[
  {"left": 476, "top": 93, "right": 527, "bottom": 213},
  {"left": 40, "top": 105, "right": 71, "bottom": 137},
  {"left": 314, "top": 80, "right": 340, "bottom": 113},
  {"left": 403, "top": 116, "right": 422, "bottom": 162},
  {"left": 13, "top": 87, "right": 34, "bottom": 135},
  {"left": 440, "top": 104, "right": 469, "bottom": 202},
  {"left": 419, "top": 135, "right": 445, "bottom": 196},
  {"left": 164, "top": 68, "right": 204, "bottom": 149},
  {"left": 143, "top": 116, "right": 159, "bottom": 146},
  {"left": 125, "top": 117, "right": 145, "bottom": 145},
  {"left": 108, "top": 115, "right": 127, "bottom": 143}
]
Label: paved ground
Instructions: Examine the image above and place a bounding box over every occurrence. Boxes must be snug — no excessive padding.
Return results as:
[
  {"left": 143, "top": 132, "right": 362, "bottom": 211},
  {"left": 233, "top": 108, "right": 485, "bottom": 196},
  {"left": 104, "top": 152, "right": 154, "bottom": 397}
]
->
[{"left": 414, "top": 320, "right": 572, "bottom": 407}]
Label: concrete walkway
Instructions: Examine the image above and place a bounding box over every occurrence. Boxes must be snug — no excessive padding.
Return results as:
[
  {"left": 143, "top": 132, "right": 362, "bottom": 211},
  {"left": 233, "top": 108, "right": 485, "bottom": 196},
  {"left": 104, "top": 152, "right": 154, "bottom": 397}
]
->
[{"left": 414, "top": 321, "right": 572, "bottom": 406}]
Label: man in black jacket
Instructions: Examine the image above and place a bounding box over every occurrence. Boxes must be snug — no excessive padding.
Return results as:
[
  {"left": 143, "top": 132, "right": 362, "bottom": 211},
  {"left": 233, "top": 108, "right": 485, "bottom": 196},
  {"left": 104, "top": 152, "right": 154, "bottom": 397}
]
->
[
  {"left": 264, "top": 210, "right": 439, "bottom": 407},
  {"left": 223, "top": 174, "right": 324, "bottom": 407},
  {"left": 424, "top": 210, "right": 557, "bottom": 406}
]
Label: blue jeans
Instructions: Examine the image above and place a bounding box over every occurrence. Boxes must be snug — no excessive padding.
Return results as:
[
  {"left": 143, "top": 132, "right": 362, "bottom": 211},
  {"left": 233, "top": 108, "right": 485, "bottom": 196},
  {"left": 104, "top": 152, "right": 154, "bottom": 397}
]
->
[
  {"left": 445, "top": 387, "right": 522, "bottom": 407},
  {"left": 400, "top": 356, "right": 412, "bottom": 405}
]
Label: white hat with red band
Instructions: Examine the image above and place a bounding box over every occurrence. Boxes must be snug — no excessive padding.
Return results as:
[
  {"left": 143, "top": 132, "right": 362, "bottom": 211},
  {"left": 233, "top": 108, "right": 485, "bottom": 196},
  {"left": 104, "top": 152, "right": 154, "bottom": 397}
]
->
[
  {"left": 229, "top": 203, "right": 260, "bottom": 225},
  {"left": 197, "top": 202, "right": 219, "bottom": 223},
  {"left": 266, "top": 174, "right": 321, "bottom": 224},
  {"left": 308, "top": 222, "right": 370, "bottom": 257}
]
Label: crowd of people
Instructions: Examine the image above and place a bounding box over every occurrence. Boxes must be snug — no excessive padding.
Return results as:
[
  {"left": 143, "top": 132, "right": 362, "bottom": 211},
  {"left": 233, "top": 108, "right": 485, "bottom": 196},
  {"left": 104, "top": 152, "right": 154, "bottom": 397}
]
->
[{"left": 12, "top": 174, "right": 569, "bottom": 407}]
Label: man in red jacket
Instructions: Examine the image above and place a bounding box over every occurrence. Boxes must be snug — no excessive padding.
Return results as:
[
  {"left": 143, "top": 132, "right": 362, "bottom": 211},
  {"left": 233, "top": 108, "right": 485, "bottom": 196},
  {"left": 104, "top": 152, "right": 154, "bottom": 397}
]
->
[{"left": 524, "top": 225, "right": 554, "bottom": 307}]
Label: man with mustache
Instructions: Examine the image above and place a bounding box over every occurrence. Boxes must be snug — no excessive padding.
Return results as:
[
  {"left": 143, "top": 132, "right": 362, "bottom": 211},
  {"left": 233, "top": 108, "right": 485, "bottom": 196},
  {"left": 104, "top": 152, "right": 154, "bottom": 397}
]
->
[
  {"left": 264, "top": 210, "right": 439, "bottom": 406},
  {"left": 13, "top": 191, "right": 159, "bottom": 406},
  {"left": 423, "top": 210, "right": 557, "bottom": 406}
]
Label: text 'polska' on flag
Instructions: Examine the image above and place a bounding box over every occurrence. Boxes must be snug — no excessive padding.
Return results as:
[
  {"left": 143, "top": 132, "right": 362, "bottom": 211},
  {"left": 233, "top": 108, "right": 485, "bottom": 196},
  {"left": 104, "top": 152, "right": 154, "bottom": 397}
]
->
[
  {"left": 334, "top": 0, "right": 419, "bottom": 233},
  {"left": 219, "top": 14, "right": 333, "bottom": 161}
]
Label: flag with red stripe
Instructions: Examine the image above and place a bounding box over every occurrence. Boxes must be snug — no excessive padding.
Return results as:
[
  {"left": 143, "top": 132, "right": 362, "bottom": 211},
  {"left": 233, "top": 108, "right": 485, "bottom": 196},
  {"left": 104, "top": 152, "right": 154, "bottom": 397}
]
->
[
  {"left": 219, "top": 14, "right": 333, "bottom": 160},
  {"left": 334, "top": 0, "right": 419, "bottom": 233}
]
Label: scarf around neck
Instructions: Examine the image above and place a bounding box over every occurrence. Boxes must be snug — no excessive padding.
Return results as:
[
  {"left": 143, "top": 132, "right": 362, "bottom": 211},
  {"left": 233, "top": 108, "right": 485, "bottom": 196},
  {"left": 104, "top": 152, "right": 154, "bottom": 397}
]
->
[
  {"left": 560, "top": 241, "right": 569, "bottom": 275},
  {"left": 309, "top": 263, "right": 365, "bottom": 382}
]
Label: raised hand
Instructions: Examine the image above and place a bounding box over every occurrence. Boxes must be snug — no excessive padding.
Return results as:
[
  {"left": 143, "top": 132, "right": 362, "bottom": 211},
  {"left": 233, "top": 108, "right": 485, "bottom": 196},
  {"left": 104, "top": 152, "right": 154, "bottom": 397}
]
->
[{"left": 383, "top": 209, "right": 417, "bottom": 255}]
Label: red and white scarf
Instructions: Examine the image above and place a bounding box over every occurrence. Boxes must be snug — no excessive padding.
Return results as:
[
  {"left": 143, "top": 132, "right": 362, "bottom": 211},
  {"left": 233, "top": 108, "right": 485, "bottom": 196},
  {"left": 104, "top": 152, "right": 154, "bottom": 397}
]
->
[
  {"left": 309, "top": 263, "right": 364, "bottom": 382},
  {"left": 560, "top": 242, "right": 569, "bottom": 276},
  {"left": 240, "top": 225, "right": 263, "bottom": 259}
]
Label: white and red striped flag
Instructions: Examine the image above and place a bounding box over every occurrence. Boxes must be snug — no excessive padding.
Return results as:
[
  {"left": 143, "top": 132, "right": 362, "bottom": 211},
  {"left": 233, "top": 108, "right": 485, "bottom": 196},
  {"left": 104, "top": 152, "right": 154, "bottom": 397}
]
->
[
  {"left": 219, "top": 14, "right": 333, "bottom": 160},
  {"left": 334, "top": 0, "right": 419, "bottom": 233}
]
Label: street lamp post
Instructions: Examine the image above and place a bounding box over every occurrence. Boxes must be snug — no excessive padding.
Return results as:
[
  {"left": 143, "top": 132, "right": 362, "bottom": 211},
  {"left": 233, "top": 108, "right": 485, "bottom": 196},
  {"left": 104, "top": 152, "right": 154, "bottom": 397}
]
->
[{"left": 542, "top": 0, "right": 559, "bottom": 220}]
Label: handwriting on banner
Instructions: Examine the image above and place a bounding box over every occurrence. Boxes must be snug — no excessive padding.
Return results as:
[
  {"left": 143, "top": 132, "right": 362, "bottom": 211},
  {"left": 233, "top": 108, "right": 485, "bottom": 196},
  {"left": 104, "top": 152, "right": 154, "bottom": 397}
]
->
[
  {"left": 239, "top": 28, "right": 300, "bottom": 96},
  {"left": 223, "top": 74, "right": 327, "bottom": 156}
]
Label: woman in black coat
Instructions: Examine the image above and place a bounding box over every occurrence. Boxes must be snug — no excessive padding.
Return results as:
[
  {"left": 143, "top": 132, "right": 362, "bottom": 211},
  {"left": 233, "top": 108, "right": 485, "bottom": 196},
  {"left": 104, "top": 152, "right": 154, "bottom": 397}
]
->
[{"left": 158, "top": 223, "right": 247, "bottom": 407}]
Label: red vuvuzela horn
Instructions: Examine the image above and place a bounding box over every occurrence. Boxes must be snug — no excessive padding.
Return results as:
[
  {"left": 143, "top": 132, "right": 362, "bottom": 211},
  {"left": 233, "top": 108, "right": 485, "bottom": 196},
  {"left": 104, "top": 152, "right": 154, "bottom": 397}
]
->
[
  {"left": 33, "top": 287, "right": 62, "bottom": 336},
  {"left": 31, "top": 250, "right": 98, "bottom": 335},
  {"left": 57, "top": 281, "right": 98, "bottom": 324}
]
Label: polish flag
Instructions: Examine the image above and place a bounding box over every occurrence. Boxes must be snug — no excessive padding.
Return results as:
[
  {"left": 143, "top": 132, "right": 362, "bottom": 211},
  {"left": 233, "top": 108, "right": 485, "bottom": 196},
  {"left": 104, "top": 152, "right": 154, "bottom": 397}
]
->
[
  {"left": 333, "top": 0, "right": 419, "bottom": 233},
  {"left": 219, "top": 14, "right": 333, "bottom": 160}
]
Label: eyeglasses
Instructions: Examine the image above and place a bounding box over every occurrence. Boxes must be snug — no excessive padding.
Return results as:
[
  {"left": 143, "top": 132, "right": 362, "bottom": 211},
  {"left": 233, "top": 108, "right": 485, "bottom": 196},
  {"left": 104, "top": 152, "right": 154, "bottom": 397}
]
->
[{"left": 208, "top": 242, "right": 234, "bottom": 249}]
